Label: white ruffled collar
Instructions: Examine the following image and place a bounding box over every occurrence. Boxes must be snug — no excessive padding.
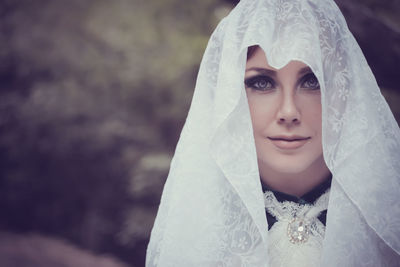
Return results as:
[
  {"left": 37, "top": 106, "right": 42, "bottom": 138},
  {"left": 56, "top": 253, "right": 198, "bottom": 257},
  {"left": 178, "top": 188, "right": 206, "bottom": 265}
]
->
[{"left": 264, "top": 187, "right": 330, "bottom": 267}]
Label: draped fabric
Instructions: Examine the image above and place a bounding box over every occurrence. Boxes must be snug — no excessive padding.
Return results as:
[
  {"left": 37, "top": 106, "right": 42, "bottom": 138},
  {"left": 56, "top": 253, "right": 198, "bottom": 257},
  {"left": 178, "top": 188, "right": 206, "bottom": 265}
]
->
[
  {"left": 146, "top": 0, "right": 400, "bottom": 266},
  {"left": 264, "top": 189, "right": 330, "bottom": 267}
]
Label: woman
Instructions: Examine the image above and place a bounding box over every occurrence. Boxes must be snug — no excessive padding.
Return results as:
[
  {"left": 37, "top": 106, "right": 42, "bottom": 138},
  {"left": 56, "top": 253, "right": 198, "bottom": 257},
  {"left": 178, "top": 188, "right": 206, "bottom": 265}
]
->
[
  {"left": 147, "top": 0, "right": 400, "bottom": 266},
  {"left": 245, "top": 46, "right": 332, "bottom": 266}
]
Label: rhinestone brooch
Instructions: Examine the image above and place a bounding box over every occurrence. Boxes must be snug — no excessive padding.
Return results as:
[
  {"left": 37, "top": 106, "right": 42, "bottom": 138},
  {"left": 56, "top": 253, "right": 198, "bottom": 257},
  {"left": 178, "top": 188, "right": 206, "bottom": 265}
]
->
[{"left": 287, "top": 217, "right": 310, "bottom": 244}]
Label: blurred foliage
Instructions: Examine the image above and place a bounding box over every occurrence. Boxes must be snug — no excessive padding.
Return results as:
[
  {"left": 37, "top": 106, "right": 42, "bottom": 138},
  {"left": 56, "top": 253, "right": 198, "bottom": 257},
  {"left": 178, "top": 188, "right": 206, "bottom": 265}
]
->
[
  {"left": 0, "top": 231, "right": 129, "bottom": 267},
  {"left": 0, "top": 0, "right": 398, "bottom": 266},
  {"left": 353, "top": 0, "right": 400, "bottom": 28},
  {"left": 0, "top": 0, "right": 231, "bottom": 265}
]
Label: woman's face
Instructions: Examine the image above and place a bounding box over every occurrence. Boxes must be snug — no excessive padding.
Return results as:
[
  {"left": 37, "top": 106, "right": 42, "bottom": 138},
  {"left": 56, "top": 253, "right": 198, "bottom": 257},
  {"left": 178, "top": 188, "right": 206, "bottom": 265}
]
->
[{"left": 245, "top": 47, "right": 329, "bottom": 194}]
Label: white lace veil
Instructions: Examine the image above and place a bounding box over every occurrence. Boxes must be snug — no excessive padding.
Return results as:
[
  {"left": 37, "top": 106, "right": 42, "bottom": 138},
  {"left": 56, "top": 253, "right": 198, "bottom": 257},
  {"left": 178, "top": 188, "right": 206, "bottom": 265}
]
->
[{"left": 146, "top": 0, "right": 400, "bottom": 266}]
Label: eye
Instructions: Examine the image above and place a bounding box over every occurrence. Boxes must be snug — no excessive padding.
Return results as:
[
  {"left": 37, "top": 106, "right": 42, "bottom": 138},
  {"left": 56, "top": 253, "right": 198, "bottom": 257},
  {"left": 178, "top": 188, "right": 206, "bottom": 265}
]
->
[
  {"left": 244, "top": 75, "right": 275, "bottom": 91},
  {"left": 300, "top": 73, "right": 320, "bottom": 90}
]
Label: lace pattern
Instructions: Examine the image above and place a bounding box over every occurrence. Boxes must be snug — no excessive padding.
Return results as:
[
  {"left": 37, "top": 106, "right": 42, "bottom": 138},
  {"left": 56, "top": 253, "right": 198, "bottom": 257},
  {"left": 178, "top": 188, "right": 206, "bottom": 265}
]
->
[
  {"left": 264, "top": 189, "right": 330, "bottom": 239},
  {"left": 147, "top": 0, "right": 400, "bottom": 266},
  {"left": 264, "top": 190, "right": 330, "bottom": 267}
]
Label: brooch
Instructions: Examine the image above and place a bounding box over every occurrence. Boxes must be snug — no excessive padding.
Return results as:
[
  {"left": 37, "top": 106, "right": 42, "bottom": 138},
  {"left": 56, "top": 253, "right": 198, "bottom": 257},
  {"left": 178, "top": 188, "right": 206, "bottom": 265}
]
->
[{"left": 287, "top": 217, "right": 310, "bottom": 244}]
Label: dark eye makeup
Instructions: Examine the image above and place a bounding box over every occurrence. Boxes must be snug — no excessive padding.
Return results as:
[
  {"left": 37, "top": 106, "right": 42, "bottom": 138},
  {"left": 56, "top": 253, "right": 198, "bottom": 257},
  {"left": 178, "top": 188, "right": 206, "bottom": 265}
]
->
[
  {"left": 244, "top": 72, "right": 320, "bottom": 92},
  {"left": 300, "top": 73, "right": 320, "bottom": 90},
  {"left": 244, "top": 75, "right": 275, "bottom": 91}
]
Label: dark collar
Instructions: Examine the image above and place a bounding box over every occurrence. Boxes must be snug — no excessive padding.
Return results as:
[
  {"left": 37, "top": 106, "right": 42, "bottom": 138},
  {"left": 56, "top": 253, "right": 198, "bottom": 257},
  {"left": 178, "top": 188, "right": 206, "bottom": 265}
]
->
[
  {"left": 262, "top": 175, "right": 332, "bottom": 229},
  {"left": 261, "top": 175, "right": 332, "bottom": 205}
]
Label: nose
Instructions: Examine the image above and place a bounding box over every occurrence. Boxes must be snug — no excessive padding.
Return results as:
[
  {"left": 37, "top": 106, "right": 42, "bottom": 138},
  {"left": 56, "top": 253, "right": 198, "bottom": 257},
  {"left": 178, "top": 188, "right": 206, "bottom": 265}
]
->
[{"left": 276, "top": 91, "right": 300, "bottom": 125}]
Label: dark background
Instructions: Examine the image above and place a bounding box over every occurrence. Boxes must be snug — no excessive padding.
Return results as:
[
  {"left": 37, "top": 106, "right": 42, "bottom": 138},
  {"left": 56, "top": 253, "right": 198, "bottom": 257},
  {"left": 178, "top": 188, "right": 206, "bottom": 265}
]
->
[{"left": 0, "top": 0, "right": 399, "bottom": 266}]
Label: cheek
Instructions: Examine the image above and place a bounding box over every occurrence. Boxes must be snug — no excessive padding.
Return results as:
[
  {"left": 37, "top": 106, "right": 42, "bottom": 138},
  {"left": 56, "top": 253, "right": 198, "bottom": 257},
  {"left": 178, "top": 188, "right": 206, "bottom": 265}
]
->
[
  {"left": 299, "top": 99, "right": 324, "bottom": 156},
  {"left": 247, "top": 95, "right": 276, "bottom": 130},
  {"left": 298, "top": 96, "right": 322, "bottom": 133}
]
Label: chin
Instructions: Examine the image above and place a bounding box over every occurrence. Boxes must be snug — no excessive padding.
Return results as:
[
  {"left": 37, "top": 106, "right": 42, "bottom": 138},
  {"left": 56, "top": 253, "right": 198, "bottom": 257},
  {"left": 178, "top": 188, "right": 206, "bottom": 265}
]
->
[
  {"left": 267, "top": 160, "right": 313, "bottom": 174},
  {"left": 258, "top": 153, "right": 321, "bottom": 175}
]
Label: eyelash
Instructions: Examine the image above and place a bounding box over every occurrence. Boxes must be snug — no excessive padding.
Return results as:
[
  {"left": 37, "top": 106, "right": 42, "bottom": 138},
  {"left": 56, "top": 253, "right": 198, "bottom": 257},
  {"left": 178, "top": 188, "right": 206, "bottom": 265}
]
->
[
  {"left": 300, "top": 73, "right": 320, "bottom": 90},
  {"left": 244, "top": 73, "right": 320, "bottom": 91},
  {"left": 244, "top": 75, "right": 275, "bottom": 91}
]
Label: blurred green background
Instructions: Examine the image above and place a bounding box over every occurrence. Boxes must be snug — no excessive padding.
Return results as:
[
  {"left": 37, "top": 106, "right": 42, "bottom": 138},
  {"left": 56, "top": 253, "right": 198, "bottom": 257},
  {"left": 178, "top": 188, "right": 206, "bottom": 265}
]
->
[{"left": 0, "top": 0, "right": 399, "bottom": 266}]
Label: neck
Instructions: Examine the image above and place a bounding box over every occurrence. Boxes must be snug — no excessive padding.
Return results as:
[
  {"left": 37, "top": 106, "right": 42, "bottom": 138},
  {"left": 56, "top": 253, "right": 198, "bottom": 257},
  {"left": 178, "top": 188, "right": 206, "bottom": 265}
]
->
[{"left": 259, "top": 156, "right": 331, "bottom": 197}]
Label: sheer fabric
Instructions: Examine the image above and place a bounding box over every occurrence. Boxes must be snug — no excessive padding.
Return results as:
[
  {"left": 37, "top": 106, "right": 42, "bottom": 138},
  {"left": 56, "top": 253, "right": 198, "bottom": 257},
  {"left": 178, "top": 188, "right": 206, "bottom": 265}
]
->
[
  {"left": 264, "top": 189, "right": 330, "bottom": 267},
  {"left": 146, "top": 0, "right": 400, "bottom": 266}
]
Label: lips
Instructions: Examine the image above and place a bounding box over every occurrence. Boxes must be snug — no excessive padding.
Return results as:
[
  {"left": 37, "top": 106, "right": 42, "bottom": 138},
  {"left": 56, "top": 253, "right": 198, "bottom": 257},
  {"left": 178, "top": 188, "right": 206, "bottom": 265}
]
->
[{"left": 268, "top": 135, "right": 311, "bottom": 149}]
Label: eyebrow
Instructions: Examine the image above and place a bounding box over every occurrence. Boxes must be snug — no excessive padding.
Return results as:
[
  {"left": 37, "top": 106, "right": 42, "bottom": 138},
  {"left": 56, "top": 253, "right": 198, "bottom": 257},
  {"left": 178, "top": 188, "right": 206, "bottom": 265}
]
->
[
  {"left": 245, "top": 67, "right": 277, "bottom": 76},
  {"left": 245, "top": 66, "right": 313, "bottom": 76},
  {"left": 298, "top": 66, "right": 313, "bottom": 75}
]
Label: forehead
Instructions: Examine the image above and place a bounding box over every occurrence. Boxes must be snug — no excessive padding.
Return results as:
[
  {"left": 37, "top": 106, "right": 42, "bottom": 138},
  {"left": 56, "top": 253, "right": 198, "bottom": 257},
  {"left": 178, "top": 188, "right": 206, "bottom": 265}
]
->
[{"left": 246, "top": 47, "right": 310, "bottom": 74}]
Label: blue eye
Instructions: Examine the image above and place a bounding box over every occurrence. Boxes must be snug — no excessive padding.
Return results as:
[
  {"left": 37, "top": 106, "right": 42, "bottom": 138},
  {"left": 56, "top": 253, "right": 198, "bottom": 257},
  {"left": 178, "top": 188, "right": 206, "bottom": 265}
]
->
[
  {"left": 301, "top": 73, "right": 320, "bottom": 90},
  {"left": 245, "top": 75, "right": 275, "bottom": 91}
]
